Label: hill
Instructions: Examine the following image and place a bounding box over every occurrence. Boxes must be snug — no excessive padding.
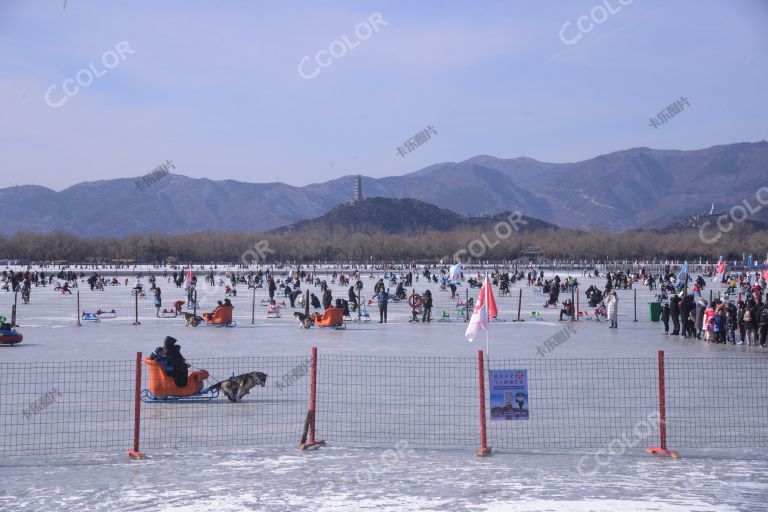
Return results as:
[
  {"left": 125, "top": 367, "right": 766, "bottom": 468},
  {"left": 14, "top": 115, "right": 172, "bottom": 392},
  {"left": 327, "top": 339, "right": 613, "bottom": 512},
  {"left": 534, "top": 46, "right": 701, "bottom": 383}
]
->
[{"left": 271, "top": 197, "right": 557, "bottom": 236}]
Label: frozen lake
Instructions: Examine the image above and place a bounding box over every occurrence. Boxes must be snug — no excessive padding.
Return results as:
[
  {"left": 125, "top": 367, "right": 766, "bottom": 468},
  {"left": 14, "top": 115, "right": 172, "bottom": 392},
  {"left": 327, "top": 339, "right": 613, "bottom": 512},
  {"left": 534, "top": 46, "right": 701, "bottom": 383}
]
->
[{"left": 2, "top": 272, "right": 767, "bottom": 511}]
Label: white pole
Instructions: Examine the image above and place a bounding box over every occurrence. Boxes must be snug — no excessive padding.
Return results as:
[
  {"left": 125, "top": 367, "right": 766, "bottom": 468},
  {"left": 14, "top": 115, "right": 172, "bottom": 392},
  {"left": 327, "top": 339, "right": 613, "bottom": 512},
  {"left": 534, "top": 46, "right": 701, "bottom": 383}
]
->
[{"left": 485, "top": 272, "right": 490, "bottom": 362}]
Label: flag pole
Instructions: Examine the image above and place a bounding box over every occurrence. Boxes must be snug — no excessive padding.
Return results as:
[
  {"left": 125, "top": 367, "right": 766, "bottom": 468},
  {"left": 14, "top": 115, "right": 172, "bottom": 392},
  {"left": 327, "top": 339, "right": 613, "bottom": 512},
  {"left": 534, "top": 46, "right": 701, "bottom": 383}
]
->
[{"left": 485, "top": 272, "right": 490, "bottom": 363}]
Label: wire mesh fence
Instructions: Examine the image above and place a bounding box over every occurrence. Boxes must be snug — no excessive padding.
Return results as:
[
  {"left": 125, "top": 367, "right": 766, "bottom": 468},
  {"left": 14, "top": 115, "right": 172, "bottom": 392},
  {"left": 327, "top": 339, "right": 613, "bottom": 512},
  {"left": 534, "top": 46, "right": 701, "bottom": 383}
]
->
[
  {"left": 139, "top": 356, "right": 310, "bottom": 451},
  {"left": 665, "top": 357, "right": 768, "bottom": 448},
  {"left": 1, "top": 351, "right": 766, "bottom": 459}
]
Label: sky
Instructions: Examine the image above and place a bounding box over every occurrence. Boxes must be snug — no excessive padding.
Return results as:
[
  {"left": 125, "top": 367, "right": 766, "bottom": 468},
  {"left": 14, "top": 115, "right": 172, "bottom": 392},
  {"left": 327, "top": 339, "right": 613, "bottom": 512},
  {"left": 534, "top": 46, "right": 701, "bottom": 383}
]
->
[{"left": 1, "top": 0, "right": 767, "bottom": 190}]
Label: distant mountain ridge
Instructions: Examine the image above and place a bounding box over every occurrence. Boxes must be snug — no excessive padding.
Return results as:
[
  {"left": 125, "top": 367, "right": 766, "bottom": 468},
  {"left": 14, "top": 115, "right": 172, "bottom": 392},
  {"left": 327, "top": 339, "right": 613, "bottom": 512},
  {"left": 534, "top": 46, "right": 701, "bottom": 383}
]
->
[{"left": 1, "top": 141, "right": 766, "bottom": 236}]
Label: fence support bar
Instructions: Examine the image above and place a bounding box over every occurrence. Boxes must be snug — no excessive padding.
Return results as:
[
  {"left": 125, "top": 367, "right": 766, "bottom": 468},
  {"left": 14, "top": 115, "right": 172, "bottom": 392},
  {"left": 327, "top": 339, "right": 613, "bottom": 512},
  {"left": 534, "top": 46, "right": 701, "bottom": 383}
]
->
[
  {"left": 476, "top": 350, "right": 492, "bottom": 457},
  {"left": 251, "top": 287, "right": 256, "bottom": 325},
  {"left": 647, "top": 350, "right": 680, "bottom": 458},
  {"left": 516, "top": 288, "right": 522, "bottom": 322},
  {"left": 128, "top": 351, "right": 145, "bottom": 460},
  {"left": 132, "top": 292, "right": 140, "bottom": 325},
  {"left": 575, "top": 287, "right": 580, "bottom": 322},
  {"left": 571, "top": 287, "right": 575, "bottom": 322},
  {"left": 633, "top": 289, "right": 638, "bottom": 322},
  {"left": 300, "top": 346, "right": 326, "bottom": 450}
]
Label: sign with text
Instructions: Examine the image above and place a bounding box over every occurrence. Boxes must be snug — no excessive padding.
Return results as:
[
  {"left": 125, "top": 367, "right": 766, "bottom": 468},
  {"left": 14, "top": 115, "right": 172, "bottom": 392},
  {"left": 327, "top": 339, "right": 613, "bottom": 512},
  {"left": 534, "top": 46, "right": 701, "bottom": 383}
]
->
[{"left": 489, "top": 369, "right": 529, "bottom": 420}]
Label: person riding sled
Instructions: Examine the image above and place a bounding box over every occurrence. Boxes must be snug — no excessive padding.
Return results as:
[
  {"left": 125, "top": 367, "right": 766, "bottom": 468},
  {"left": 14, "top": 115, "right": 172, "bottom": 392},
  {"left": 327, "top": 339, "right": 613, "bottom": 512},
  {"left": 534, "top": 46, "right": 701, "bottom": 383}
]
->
[{"left": 162, "top": 336, "right": 189, "bottom": 388}]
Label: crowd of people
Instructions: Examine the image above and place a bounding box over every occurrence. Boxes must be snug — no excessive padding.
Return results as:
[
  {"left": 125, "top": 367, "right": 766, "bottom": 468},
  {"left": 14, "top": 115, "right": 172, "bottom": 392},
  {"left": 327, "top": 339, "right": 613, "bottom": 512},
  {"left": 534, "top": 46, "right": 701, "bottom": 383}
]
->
[
  {"left": 4, "top": 261, "right": 767, "bottom": 346},
  {"left": 659, "top": 271, "right": 767, "bottom": 347}
]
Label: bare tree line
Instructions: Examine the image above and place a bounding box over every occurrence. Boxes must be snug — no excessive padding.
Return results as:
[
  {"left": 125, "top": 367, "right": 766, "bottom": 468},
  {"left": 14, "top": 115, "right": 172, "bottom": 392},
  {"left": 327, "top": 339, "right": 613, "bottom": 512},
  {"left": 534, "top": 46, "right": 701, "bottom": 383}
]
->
[{"left": 0, "top": 226, "right": 765, "bottom": 263}]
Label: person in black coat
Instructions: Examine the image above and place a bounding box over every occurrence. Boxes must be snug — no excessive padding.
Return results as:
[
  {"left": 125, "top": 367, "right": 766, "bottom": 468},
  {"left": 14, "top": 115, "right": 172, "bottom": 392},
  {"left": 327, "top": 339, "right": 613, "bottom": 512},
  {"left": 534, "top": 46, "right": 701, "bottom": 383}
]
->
[
  {"left": 322, "top": 289, "right": 333, "bottom": 310},
  {"left": 679, "top": 295, "right": 690, "bottom": 338},
  {"left": 163, "top": 336, "right": 189, "bottom": 388},
  {"left": 421, "top": 289, "right": 433, "bottom": 323},
  {"left": 348, "top": 286, "right": 358, "bottom": 312},
  {"left": 660, "top": 303, "right": 670, "bottom": 334},
  {"left": 669, "top": 294, "right": 681, "bottom": 335}
]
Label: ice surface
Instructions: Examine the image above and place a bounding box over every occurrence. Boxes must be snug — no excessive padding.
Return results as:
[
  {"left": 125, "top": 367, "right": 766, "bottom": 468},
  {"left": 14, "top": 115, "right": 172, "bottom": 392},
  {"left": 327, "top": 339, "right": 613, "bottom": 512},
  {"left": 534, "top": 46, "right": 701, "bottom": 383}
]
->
[{"left": 1, "top": 271, "right": 767, "bottom": 511}]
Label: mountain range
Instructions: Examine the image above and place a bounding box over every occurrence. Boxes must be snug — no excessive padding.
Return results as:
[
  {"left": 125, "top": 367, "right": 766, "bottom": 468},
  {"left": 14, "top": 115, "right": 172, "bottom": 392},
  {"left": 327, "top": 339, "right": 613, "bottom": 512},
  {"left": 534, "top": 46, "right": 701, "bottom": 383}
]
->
[{"left": 1, "top": 141, "right": 766, "bottom": 236}]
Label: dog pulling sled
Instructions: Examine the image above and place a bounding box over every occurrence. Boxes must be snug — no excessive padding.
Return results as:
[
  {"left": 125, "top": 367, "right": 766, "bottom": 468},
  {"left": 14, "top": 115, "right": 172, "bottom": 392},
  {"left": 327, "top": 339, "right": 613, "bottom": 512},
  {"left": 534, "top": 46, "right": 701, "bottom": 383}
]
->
[{"left": 141, "top": 358, "right": 267, "bottom": 403}]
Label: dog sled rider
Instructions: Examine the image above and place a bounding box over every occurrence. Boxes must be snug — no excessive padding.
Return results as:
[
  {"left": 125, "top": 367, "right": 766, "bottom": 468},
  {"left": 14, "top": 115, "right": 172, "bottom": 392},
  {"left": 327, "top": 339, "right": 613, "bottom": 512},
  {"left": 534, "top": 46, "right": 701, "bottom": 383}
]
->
[
  {"left": 150, "top": 346, "right": 173, "bottom": 375},
  {"left": 163, "top": 336, "right": 189, "bottom": 387}
]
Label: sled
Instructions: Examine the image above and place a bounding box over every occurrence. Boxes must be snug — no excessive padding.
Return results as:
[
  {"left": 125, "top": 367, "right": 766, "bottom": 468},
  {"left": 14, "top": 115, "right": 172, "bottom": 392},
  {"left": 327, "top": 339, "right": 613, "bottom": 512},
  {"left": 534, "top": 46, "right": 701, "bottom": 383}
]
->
[
  {"left": 159, "top": 309, "right": 178, "bottom": 318},
  {"left": 354, "top": 304, "right": 371, "bottom": 322},
  {"left": 199, "top": 306, "right": 236, "bottom": 327},
  {"left": 198, "top": 320, "right": 237, "bottom": 328},
  {"left": 267, "top": 303, "right": 282, "bottom": 319},
  {"left": 306, "top": 307, "right": 346, "bottom": 330},
  {"left": 141, "top": 387, "right": 219, "bottom": 402},
  {"left": 0, "top": 329, "right": 23, "bottom": 346},
  {"left": 95, "top": 309, "right": 117, "bottom": 319},
  {"left": 530, "top": 311, "right": 543, "bottom": 321},
  {"left": 81, "top": 312, "right": 101, "bottom": 322},
  {"left": 141, "top": 358, "right": 217, "bottom": 402}
]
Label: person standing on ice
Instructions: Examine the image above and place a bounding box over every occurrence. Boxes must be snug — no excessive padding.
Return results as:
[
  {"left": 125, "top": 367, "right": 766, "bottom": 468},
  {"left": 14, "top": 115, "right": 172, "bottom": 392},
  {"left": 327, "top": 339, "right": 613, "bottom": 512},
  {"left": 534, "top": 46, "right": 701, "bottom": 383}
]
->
[
  {"left": 153, "top": 287, "right": 162, "bottom": 317},
  {"left": 669, "top": 294, "right": 681, "bottom": 335},
  {"left": 660, "top": 302, "right": 670, "bottom": 334},
  {"left": 606, "top": 290, "right": 618, "bottom": 328},
  {"left": 377, "top": 287, "right": 390, "bottom": 323},
  {"left": 348, "top": 286, "right": 358, "bottom": 312},
  {"left": 421, "top": 289, "right": 433, "bottom": 323}
]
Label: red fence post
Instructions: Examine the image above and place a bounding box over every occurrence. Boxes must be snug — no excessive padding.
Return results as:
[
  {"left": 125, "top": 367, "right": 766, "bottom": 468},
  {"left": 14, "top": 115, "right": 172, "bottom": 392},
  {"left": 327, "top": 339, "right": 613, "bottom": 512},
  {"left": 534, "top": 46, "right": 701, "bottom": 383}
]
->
[
  {"left": 300, "top": 346, "right": 326, "bottom": 450},
  {"left": 128, "top": 351, "right": 145, "bottom": 460},
  {"left": 476, "top": 350, "right": 492, "bottom": 457},
  {"left": 647, "top": 350, "right": 680, "bottom": 458}
]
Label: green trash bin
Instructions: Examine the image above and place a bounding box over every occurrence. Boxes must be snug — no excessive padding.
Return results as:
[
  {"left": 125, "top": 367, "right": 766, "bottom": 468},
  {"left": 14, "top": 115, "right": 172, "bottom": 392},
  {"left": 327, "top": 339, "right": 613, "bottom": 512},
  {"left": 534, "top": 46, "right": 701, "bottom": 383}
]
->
[{"left": 648, "top": 302, "right": 661, "bottom": 322}]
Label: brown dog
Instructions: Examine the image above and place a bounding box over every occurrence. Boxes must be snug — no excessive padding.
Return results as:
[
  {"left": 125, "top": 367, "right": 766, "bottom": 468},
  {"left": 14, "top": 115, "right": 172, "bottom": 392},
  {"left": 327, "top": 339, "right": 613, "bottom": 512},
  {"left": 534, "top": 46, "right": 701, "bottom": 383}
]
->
[{"left": 181, "top": 312, "right": 200, "bottom": 327}]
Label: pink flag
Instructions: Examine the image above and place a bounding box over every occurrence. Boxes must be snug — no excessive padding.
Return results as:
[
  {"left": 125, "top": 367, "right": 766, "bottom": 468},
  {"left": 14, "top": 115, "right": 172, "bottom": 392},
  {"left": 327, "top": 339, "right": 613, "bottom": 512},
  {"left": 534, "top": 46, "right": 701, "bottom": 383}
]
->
[
  {"left": 715, "top": 261, "right": 726, "bottom": 279},
  {"left": 465, "top": 275, "right": 498, "bottom": 342}
]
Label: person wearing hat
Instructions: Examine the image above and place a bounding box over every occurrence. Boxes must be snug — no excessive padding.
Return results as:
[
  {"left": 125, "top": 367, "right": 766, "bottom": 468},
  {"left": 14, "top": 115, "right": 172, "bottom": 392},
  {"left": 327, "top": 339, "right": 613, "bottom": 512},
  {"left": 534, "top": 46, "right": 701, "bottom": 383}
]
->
[{"left": 163, "top": 336, "right": 189, "bottom": 387}]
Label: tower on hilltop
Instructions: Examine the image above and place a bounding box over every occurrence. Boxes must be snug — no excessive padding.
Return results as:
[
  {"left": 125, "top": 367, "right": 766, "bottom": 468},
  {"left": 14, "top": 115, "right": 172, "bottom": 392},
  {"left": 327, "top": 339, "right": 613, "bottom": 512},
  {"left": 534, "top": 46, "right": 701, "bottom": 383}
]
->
[{"left": 353, "top": 175, "right": 363, "bottom": 203}]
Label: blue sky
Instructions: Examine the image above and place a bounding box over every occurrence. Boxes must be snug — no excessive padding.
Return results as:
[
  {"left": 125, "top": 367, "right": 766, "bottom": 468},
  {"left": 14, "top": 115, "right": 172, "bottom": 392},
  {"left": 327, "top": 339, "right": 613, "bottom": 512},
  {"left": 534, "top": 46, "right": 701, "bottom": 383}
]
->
[{"left": 1, "top": 0, "right": 766, "bottom": 190}]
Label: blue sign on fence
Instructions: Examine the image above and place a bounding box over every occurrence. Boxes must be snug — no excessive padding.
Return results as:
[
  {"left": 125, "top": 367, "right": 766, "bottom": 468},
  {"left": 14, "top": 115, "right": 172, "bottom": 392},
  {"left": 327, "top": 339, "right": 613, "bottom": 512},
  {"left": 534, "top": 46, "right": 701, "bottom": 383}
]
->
[{"left": 489, "top": 369, "right": 529, "bottom": 420}]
